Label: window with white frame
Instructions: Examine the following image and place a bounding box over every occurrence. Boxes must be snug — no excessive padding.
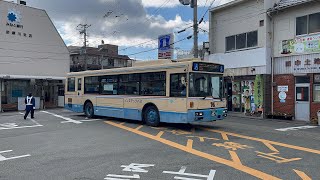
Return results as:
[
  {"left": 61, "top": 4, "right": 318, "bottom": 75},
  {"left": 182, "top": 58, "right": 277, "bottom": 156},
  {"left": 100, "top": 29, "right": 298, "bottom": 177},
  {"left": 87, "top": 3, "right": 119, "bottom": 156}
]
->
[
  {"left": 225, "top": 31, "right": 258, "bottom": 52},
  {"left": 296, "top": 12, "right": 320, "bottom": 36}
]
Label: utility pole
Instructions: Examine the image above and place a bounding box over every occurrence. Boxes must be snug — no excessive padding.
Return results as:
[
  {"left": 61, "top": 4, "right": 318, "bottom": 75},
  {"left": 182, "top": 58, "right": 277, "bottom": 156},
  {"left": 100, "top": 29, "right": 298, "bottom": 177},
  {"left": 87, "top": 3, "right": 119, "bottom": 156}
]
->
[
  {"left": 77, "top": 24, "right": 91, "bottom": 71},
  {"left": 193, "top": 0, "right": 198, "bottom": 58},
  {"left": 179, "top": 0, "right": 198, "bottom": 58}
]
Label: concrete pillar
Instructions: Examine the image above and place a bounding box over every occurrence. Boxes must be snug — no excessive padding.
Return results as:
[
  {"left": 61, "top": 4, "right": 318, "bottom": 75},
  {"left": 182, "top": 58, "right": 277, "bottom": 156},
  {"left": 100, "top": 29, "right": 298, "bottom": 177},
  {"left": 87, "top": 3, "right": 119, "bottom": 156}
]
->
[{"left": 0, "top": 79, "right": 2, "bottom": 112}]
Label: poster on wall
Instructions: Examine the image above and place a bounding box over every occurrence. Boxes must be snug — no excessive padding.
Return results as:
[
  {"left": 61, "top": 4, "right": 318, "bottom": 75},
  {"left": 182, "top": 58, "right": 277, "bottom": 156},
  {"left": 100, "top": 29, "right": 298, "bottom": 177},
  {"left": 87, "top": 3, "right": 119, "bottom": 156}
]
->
[
  {"left": 232, "top": 82, "right": 240, "bottom": 95},
  {"left": 232, "top": 95, "right": 240, "bottom": 110},
  {"left": 241, "top": 80, "right": 254, "bottom": 112}
]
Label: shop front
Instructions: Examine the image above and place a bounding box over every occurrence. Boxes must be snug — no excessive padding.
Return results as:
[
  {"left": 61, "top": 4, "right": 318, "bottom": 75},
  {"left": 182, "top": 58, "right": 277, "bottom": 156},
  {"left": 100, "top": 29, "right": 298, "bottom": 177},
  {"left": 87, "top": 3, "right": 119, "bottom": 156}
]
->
[
  {"left": 225, "top": 74, "right": 269, "bottom": 117},
  {"left": 273, "top": 53, "right": 320, "bottom": 123}
]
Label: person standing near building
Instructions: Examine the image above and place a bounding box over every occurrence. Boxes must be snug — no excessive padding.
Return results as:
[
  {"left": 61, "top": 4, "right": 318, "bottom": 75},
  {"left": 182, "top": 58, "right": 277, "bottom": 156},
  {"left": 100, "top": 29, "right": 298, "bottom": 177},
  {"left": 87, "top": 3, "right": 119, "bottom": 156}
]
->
[{"left": 24, "top": 93, "right": 35, "bottom": 120}]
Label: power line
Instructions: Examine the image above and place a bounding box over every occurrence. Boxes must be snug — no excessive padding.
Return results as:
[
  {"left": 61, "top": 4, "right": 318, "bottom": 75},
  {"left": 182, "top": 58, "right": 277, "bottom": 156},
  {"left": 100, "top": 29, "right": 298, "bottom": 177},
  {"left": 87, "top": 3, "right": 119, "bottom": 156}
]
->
[
  {"left": 119, "top": 38, "right": 159, "bottom": 52},
  {"left": 126, "top": 36, "right": 191, "bottom": 57},
  {"left": 100, "top": 0, "right": 172, "bottom": 49},
  {"left": 198, "top": 0, "right": 218, "bottom": 25},
  {"left": 119, "top": 22, "right": 195, "bottom": 52}
]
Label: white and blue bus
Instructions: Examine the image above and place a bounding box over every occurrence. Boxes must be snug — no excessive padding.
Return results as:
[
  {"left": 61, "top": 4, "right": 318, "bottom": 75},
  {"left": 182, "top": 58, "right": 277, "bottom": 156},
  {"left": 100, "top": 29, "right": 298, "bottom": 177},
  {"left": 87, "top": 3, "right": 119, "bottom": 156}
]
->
[{"left": 65, "top": 59, "right": 227, "bottom": 126}]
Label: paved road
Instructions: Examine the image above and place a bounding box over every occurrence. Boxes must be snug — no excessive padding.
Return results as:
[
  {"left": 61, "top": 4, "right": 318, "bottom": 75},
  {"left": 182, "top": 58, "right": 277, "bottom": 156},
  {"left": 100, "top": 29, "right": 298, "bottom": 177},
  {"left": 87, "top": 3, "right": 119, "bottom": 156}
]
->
[{"left": 0, "top": 109, "right": 319, "bottom": 180}]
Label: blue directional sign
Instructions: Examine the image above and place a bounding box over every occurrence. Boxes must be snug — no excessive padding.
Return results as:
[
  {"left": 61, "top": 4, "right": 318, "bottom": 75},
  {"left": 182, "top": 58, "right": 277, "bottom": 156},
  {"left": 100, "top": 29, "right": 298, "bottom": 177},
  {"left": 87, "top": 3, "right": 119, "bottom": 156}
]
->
[
  {"left": 158, "top": 34, "right": 174, "bottom": 59},
  {"left": 159, "top": 35, "right": 171, "bottom": 51}
]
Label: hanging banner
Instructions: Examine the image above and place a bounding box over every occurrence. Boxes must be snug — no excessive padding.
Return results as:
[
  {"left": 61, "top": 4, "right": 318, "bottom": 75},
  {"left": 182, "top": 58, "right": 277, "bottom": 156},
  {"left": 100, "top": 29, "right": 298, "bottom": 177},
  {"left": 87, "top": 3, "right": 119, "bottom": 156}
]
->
[
  {"left": 254, "top": 75, "right": 264, "bottom": 111},
  {"left": 280, "top": 34, "right": 320, "bottom": 55}
]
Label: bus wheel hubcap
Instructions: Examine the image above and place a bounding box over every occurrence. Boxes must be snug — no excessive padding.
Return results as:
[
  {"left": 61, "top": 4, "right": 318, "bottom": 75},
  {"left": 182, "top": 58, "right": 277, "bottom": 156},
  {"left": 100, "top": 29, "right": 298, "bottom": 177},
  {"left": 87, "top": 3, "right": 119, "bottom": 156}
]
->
[{"left": 148, "top": 110, "right": 157, "bottom": 122}]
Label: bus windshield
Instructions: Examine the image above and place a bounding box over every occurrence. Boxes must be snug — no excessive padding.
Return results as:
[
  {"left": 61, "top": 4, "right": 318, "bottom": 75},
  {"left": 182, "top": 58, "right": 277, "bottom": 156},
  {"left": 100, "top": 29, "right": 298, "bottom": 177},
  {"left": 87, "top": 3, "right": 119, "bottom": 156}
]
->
[{"left": 189, "top": 73, "right": 222, "bottom": 98}]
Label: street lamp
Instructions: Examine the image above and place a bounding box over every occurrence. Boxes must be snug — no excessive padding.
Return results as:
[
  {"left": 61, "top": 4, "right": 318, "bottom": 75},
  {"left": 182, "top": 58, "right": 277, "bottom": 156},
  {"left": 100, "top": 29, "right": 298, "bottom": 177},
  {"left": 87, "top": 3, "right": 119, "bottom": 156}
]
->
[{"left": 179, "top": 0, "right": 191, "bottom": 5}]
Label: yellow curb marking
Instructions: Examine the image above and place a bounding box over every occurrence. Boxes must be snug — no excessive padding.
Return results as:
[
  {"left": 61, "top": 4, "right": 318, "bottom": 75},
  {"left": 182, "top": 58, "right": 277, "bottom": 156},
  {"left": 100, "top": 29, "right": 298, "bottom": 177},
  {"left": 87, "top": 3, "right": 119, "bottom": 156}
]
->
[
  {"left": 293, "top": 169, "right": 312, "bottom": 180},
  {"left": 105, "top": 121, "right": 281, "bottom": 180}
]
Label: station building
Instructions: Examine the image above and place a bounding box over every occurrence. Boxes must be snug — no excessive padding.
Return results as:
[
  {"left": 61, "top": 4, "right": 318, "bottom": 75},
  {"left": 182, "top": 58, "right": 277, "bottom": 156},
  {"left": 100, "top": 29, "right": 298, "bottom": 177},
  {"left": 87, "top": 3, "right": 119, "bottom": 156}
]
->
[{"left": 0, "top": 0, "right": 70, "bottom": 111}]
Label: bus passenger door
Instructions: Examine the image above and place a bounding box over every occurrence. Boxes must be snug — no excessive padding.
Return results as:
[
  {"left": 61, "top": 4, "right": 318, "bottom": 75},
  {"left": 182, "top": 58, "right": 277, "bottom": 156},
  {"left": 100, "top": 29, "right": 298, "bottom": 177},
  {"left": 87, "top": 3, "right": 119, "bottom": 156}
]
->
[{"left": 76, "top": 78, "right": 83, "bottom": 96}]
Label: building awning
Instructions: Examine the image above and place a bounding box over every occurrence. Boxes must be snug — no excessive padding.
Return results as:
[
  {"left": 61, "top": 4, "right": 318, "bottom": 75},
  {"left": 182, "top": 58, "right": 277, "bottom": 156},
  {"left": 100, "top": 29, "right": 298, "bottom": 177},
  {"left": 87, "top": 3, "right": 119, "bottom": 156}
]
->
[{"left": 0, "top": 74, "right": 65, "bottom": 80}]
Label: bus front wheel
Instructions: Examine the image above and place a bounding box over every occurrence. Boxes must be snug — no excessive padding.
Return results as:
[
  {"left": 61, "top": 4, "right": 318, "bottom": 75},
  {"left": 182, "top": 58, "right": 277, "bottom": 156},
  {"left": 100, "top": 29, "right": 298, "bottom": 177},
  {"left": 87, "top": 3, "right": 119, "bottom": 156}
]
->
[
  {"left": 84, "top": 102, "right": 94, "bottom": 118},
  {"left": 143, "top": 106, "right": 160, "bottom": 127}
]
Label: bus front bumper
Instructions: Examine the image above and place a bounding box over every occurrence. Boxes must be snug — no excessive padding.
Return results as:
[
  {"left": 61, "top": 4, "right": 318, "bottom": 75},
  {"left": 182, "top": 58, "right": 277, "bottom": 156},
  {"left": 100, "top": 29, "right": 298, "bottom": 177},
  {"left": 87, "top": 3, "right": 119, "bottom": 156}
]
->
[{"left": 187, "top": 108, "right": 227, "bottom": 122}]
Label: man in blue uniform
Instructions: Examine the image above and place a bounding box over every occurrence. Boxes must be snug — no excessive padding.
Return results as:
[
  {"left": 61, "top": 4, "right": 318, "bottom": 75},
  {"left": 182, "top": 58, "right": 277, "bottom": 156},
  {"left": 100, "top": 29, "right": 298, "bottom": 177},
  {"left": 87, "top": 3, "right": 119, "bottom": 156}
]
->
[{"left": 24, "top": 93, "right": 35, "bottom": 120}]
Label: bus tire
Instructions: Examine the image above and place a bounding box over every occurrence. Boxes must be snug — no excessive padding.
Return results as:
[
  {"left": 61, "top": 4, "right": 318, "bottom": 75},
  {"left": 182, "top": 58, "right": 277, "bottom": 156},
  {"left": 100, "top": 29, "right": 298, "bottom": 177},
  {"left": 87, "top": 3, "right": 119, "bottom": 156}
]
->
[
  {"left": 143, "top": 106, "right": 160, "bottom": 127},
  {"left": 84, "top": 102, "right": 94, "bottom": 118}
]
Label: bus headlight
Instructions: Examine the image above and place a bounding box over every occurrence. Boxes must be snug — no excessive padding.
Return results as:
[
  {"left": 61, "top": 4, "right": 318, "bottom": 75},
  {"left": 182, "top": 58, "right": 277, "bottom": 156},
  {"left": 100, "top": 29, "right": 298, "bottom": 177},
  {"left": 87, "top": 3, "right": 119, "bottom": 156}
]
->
[
  {"left": 223, "top": 109, "right": 228, "bottom": 117},
  {"left": 195, "top": 112, "right": 203, "bottom": 116},
  {"left": 211, "top": 110, "right": 216, "bottom": 116}
]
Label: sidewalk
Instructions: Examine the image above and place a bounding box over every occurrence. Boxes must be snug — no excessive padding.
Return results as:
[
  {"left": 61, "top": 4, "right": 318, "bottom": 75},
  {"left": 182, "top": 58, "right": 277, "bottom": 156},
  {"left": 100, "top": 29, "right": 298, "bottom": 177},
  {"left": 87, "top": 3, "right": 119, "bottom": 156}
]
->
[{"left": 227, "top": 112, "right": 318, "bottom": 126}]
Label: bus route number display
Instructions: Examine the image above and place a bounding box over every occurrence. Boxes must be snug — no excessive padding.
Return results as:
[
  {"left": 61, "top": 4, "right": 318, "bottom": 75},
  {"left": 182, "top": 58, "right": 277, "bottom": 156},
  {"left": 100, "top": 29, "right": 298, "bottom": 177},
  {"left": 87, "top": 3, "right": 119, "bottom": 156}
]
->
[{"left": 192, "top": 62, "right": 224, "bottom": 73}]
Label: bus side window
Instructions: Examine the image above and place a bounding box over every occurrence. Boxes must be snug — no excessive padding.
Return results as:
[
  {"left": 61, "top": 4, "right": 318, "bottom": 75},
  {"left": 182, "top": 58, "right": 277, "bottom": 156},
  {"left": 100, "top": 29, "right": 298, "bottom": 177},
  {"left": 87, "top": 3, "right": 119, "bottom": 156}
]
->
[
  {"left": 84, "top": 76, "right": 99, "bottom": 94},
  {"left": 100, "top": 75, "right": 118, "bottom": 95},
  {"left": 140, "top": 72, "right": 166, "bottom": 96},
  {"left": 170, "top": 74, "right": 186, "bottom": 97},
  {"left": 119, "top": 74, "right": 140, "bottom": 95},
  {"left": 67, "top": 77, "right": 75, "bottom": 92}
]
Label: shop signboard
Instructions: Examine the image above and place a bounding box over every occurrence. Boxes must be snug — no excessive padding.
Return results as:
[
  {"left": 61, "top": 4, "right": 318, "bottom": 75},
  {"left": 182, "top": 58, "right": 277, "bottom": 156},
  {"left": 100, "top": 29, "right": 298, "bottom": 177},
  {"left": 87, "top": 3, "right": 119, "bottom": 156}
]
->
[
  {"left": 280, "top": 34, "right": 320, "bottom": 55},
  {"left": 277, "top": 86, "right": 288, "bottom": 92},
  {"left": 274, "top": 54, "right": 320, "bottom": 74},
  {"left": 158, "top": 34, "right": 174, "bottom": 59}
]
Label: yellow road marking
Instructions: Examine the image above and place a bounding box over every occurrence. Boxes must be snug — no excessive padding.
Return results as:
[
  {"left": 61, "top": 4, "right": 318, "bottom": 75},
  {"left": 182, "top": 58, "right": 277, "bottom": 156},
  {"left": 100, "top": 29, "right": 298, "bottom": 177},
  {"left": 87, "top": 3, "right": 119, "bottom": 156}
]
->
[
  {"left": 293, "top": 169, "right": 312, "bottom": 180},
  {"left": 120, "top": 122, "right": 126, "bottom": 125},
  {"left": 203, "top": 128, "right": 320, "bottom": 155},
  {"left": 221, "top": 132, "right": 229, "bottom": 141},
  {"left": 263, "top": 142, "right": 279, "bottom": 152},
  {"left": 135, "top": 125, "right": 143, "bottom": 130},
  {"left": 186, "top": 136, "right": 219, "bottom": 142},
  {"left": 187, "top": 139, "right": 193, "bottom": 149},
  {"left": 229, "top": 151, "right": 242, "bottom": 165},
  {"left": 156, "top": 131, "right": 164, "bottom": 138},
  {"left": 256, "top": 151, "right": 301, "bottom": 163},
  {"left": 105, "top": 121, "right": 281, "bottom": 180}
]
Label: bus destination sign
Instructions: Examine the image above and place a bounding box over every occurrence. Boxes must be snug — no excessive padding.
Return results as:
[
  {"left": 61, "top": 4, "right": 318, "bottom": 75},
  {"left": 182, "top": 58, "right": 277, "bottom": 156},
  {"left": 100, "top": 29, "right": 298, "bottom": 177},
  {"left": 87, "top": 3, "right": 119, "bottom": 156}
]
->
[{"left": 192, "top": 62, "right": 224, "bottom": 73}]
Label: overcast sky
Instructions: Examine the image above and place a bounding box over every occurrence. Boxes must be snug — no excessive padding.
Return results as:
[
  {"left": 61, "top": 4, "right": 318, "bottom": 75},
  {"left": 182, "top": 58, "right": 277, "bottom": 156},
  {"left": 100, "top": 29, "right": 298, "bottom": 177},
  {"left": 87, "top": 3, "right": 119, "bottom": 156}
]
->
[{"left": 7, "top": 0, "right": 232, "bottom": 60}]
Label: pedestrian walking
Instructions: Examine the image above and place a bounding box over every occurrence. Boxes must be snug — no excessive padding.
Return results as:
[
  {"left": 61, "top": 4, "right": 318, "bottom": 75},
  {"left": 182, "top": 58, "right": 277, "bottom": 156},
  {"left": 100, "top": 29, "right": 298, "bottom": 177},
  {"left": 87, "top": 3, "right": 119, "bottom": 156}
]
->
[{"left": 24, "top": 93, "right": 35, "bottom": 120}]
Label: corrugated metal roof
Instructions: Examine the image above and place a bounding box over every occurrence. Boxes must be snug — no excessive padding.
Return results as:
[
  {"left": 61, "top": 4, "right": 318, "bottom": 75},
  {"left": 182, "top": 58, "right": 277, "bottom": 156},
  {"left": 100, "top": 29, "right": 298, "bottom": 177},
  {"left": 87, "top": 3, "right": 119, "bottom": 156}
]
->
[
  {"left": 270, "top": 0, "right": 315, "bottom": 12},
  {"left": 210, "top": 0, "right": 246, "bottom": 12}
]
